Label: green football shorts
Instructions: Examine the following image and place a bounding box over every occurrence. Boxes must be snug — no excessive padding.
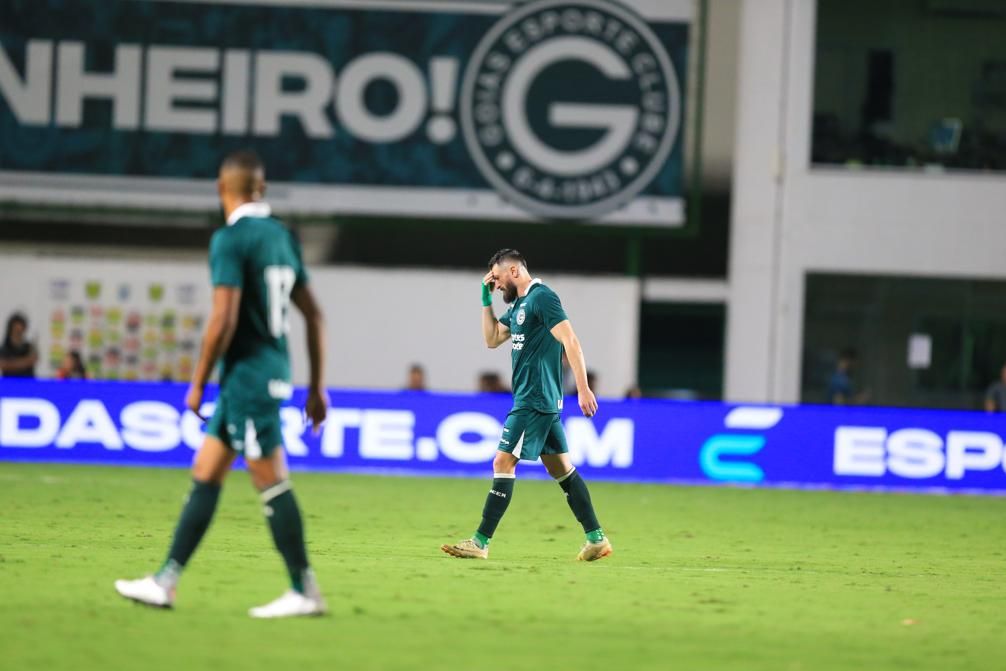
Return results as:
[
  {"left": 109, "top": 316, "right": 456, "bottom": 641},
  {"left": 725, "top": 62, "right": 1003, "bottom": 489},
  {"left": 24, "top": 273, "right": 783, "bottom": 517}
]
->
[
  {"left": 497, "top": 408, "right": 569, "bottom": 461},
  {"left": 205, "top": 395, "right": 283, "bottom": 460}
]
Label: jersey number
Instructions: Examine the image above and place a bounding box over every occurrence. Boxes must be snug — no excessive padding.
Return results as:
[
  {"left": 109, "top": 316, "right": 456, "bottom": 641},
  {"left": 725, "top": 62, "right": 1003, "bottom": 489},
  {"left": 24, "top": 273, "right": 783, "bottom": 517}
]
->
[{"left": 264, "top": 265, "right": 296, "bottom": 338}]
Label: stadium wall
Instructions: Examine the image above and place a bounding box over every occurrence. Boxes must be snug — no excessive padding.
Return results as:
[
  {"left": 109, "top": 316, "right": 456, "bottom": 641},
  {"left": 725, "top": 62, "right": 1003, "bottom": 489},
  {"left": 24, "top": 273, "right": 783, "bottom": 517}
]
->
[
  {"left": 0, "top": 254, "right": 640, "bottom": 394},
  {"left": 725, "top": 0, "right": 1006, "bottom": 404}
]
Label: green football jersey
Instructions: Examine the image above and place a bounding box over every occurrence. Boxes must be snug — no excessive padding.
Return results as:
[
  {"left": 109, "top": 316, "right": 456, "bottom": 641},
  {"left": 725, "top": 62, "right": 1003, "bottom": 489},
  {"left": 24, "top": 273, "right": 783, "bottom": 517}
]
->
[
  {"left": 208, "top": 203, "right": 307, "bottom": 404},
  {"left": 498, "top": 280, "right": 569, "bottom": 414}
]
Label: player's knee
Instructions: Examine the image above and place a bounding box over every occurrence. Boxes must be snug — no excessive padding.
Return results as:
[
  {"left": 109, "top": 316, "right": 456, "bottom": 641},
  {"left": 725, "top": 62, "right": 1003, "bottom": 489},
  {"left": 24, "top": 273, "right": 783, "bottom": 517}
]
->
[
  {"left": 249, "top": 466, "right": 279, "bottom": 491},
  {"left": 544, "top": 461, "right": 568, "bottom": 479},
  {"left": 191, "top": 464, "right": 226, "bottom": 485},
  {"left": 542, "top": 454, "right": 573, "bottom": 479},
  {"left": 492, "top": 450, "right": 518, "bottom": 475},
  {"left": 191, "top": 440, "right": 233, "bottom": 484}
]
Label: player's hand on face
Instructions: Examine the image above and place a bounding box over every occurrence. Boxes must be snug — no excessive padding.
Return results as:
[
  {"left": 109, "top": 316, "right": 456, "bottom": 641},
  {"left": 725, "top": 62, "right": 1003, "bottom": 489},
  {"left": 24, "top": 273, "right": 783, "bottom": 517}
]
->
[
  {"left": 578, "top": 388, "right": 598, "bottom": 418},
  {"left": 305, "top": 387, "right": 329, "bottom": 435},
  {"left": 482, "top": 271, "right": 496, "bottom": 292},
  {"left": 185, "top": 384, "right": 206, "bottom": 420}
]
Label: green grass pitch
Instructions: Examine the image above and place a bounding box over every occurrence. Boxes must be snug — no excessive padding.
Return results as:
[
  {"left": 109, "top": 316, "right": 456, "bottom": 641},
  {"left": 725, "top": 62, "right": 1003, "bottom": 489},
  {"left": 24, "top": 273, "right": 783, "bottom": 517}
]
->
[{"left": 1, "top": 462, "right": 1004, "bottom": 671}]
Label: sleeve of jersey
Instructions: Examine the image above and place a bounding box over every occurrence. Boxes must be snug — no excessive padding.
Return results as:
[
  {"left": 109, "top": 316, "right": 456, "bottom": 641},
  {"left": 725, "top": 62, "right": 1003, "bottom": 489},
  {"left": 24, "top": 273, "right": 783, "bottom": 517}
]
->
[
  {"left": 209, "top": 230, "right": 244, "bottom": 288},
  {"left": 290, "top": 230, "right": 310, "bottom": 288},
  {"left": 498, "top": 308, "right": 512, "bottom": 328},
  {"left": 538, "top": 289, "right": 569, "bottom": 330}
]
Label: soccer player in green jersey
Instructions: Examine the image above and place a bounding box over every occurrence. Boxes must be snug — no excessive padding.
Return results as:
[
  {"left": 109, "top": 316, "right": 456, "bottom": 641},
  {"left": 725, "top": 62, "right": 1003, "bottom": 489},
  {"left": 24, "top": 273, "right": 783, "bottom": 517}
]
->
[
  {"left": 441, "top": 249, "right": 612, "bottom": 562},
  {"left": 115, "top": 151, "right": 330, "bottom": 618}
]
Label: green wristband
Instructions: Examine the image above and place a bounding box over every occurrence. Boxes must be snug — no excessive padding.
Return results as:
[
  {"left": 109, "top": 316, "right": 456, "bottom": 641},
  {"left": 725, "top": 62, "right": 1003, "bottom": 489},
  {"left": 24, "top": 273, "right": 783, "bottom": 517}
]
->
[{"left": 481, "top": 282, "right": 492, "bottom": 307}]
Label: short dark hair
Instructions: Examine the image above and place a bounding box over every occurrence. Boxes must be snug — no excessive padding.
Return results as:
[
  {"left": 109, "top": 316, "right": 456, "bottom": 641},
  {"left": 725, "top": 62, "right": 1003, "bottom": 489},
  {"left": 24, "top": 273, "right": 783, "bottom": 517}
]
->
[
  {"left": 220, "top": 150, "right": 264, "bottom": 174},
  {"left": 487, "top": 248, "right": 527, "bottom": 271}
]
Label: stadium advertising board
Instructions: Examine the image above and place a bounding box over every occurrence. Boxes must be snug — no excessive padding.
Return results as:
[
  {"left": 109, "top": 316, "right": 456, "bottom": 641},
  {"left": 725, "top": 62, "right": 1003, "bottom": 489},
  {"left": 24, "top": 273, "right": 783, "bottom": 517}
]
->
[
  {"left": 2, "top": 380, "right": 1006, "bottom": 495},
  {"left": 0, "top": 0, "right": 689, "bottom": 225}
]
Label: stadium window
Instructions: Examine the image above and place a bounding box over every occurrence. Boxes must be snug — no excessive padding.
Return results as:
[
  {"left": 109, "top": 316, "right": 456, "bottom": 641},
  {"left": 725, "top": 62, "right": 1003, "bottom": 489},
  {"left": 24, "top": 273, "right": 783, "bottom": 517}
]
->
[
  {"left": 802, "top": 273, "right": 1006, "bottom": 410},
  {"left": 812, "top": 0, "right": 1006, "bottom": 172}
]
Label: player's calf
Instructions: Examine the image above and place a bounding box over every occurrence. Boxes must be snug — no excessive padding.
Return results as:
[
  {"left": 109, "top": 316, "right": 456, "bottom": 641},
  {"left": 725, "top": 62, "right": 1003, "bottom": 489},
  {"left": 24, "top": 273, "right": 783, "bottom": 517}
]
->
[
  {"left": 441, "top": 465, "right": 516, "bottom": 558},
  {"left": 554, "top": 466, "right": 611, "bottom": 561}
]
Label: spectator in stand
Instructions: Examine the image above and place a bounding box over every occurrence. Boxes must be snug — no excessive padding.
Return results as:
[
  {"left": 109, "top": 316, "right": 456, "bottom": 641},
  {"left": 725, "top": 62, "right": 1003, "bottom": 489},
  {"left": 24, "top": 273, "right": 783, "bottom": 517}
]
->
[
  {"left": 477, "top": 371, "right": 508, "bottom": 394},
  {"left": 405, "top": 363, "right": 427, "bottom": 391},
  {"left": 826, "top": 348, "right": 868, "bottom": 405},
  {"left": 56, "top": 351, "right": 88, "bottom": 380},
  {"left": 983, "top": 363, "right": 1006, "bottom": 412},
  {"left": 0, "top": 312, "right": 38, "bottom": 378},
  {"left": 624, "top": 385, "right": 643, "bottom": 399}
]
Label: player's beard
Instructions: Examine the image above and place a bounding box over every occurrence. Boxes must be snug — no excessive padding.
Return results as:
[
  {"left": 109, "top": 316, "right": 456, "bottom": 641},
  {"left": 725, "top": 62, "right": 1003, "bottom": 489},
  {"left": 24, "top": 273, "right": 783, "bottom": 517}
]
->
[{"left": 502, "top": 283, "right": 518, "bottom": 304}]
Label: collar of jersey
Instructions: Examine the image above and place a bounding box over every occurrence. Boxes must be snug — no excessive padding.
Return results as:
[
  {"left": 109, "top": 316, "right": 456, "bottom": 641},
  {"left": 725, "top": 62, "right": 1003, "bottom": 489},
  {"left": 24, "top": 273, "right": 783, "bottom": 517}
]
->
[
  {"left": 227, "top": 201, "right": 272, "bottom": 226},
  {"left": 519, "top": 278, "right": 542, "bottom": 298}
]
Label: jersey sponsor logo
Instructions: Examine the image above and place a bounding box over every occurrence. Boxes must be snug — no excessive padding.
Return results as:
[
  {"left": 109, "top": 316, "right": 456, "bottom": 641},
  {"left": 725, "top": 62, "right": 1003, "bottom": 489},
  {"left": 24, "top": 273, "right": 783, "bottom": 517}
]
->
[
  {"left": 268, "top": 379, "right": 294, "bottom": 400},
  {"left": 516, "top": 308, "right": 526, "bottom": 325},
  {"left": 512, "top": 333, "right": 526, "bottom": 351},
  {"left": 461, "top": 0, "right": 682, "bottom": 220}
]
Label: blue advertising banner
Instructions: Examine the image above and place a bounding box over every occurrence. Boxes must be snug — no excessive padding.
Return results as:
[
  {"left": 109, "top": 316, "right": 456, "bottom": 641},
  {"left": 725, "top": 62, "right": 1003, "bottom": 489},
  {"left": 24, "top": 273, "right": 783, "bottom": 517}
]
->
[
  {"left": 0, "top": 0, "right": 690, "bottom": 225},
  {"left": 2, "top": 380, "right": 1006, "bottom": 495}
]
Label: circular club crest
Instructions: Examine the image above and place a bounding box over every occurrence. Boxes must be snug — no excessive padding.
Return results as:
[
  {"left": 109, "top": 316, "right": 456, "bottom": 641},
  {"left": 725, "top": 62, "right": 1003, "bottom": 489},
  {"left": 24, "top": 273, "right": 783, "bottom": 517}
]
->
[
  {"left": 461, "top": 0, "right": 681, "bottom": 220},
  {"left": 516, "top": 308, "right": 527, "bottom": 325}
]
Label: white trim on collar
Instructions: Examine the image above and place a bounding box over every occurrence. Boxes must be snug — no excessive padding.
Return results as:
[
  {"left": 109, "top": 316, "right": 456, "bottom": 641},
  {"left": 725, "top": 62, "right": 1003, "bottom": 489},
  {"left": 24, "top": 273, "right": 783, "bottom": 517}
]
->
[
  {"left": 520, "top": 277, "right": 542, "bottom": 298},
  {"left": 226, "top": 201, "right": 271, "bottom": 226}
]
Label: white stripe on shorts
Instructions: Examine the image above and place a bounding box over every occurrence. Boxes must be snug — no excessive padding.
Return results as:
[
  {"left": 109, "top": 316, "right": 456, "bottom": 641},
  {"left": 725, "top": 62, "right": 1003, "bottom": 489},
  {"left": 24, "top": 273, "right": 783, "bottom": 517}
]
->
[
  {"left": 244, "top": 418, "right": 262, "bottom": 460},
  {"left": 512, "top": 431, "right": 526, "bottom": 459}
]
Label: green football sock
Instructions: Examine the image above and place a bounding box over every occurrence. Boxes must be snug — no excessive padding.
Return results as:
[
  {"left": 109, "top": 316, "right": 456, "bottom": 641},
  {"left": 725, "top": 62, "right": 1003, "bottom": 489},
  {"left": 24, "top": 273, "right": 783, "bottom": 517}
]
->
[
  {"left": 475, "top": 474, "right": 515, "bottom": 543},
  {"left": 156, "top": 479, "right": 221, "bottom": 587},
  {"left": 557, "top": 469, "right": 603, "bottom": 539},
  {"left": 261, "top": 481, "right": 311, "bottom": 594}
]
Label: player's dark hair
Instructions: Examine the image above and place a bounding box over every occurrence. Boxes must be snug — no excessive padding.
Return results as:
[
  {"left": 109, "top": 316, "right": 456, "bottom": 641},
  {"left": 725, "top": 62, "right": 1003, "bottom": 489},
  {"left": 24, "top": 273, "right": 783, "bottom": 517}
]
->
[
  {"left": 3, "top": 312, "right": 27, "bottom": 350},
  {"left": 487, "top": 248, "right": 527, "bottom": 271},
  {"left": 220, "top": 149, "right": 263, "bottom": 174}
]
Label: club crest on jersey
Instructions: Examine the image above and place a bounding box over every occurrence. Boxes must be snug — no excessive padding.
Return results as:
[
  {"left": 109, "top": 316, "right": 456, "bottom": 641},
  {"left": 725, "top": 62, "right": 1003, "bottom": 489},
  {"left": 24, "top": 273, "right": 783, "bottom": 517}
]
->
[{"left": 516, "top": 308, "right": 527, "bottom": 325}]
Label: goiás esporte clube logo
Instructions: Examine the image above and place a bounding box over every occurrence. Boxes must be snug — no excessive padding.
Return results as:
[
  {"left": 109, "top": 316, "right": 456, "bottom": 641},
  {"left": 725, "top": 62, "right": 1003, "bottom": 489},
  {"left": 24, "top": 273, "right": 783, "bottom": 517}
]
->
[{"left": 461, "top": 0, "right": 681, "bottom": 220}]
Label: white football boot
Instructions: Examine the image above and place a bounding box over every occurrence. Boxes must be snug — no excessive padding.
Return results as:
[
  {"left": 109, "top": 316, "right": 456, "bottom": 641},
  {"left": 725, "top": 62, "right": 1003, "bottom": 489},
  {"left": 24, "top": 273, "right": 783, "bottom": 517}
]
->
[
  {"left": 249, "top": 590, "right": 327, "bottom": 619},
  {"left": 249, "top": 571, "right": 326, "bottom": 618},
  {"left": 114, "top": 576, "right": 175, "bottom": 608}
]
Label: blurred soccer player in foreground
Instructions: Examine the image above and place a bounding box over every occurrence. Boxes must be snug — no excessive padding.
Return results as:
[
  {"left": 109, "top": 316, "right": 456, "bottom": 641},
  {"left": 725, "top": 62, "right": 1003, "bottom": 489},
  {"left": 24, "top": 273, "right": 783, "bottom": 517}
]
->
[
  {"left": 442, "top": 249, "right": 612, "bottom": 561},
  {"left": 115, "top": 151, "right": 329, "bottom": 618}
]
